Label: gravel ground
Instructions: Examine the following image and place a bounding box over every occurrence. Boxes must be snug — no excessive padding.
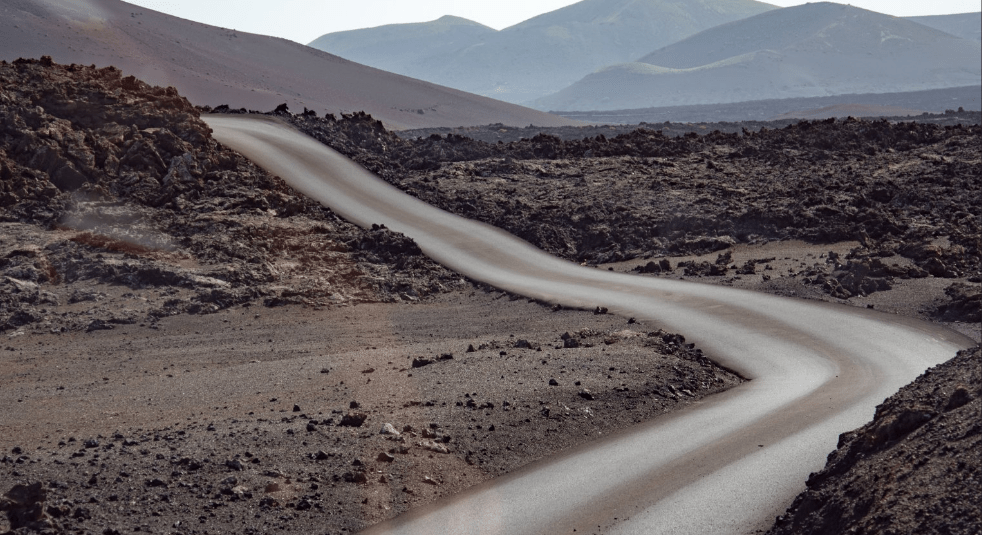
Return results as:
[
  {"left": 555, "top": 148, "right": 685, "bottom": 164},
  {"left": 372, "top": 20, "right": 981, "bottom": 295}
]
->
[{"left": 0, "top": 292, "right": 741, "bottom": 534}]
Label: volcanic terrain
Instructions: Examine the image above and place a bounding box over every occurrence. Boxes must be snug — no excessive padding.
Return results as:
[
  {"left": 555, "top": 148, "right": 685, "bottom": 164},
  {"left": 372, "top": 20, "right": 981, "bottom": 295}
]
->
[{"left": 1, "top": 58, "right": 979, "bottom": 535}]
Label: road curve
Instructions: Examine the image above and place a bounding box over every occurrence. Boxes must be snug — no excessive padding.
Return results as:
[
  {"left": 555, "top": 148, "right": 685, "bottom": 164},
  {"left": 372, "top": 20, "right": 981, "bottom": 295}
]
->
[{"left": 204, "top": 115, "right": 975, "bottom": 534}]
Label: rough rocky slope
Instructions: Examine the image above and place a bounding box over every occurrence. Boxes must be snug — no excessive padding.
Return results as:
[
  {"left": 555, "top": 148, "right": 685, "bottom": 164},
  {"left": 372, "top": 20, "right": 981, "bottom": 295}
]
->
[
  {"left": 0, "top": 57, "right": 466, "bottom": 336},
  {"left": 768, "top": 347, "right": 981, "bottom": 535}
]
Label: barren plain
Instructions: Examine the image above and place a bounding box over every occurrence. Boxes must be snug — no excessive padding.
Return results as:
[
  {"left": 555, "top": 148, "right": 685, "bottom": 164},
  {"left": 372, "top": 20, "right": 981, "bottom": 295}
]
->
[{"left": 1, "top": 58, "right": 979, "bottom": 534}]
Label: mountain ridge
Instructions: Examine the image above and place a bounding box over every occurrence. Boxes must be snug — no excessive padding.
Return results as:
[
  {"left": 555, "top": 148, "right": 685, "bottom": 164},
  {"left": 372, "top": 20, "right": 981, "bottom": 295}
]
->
[
  {"left": 0, "top": 0, "right": 575, "bottom": 129},
  {"left": 307, "top": 0, "right": 777, "bottom": 104},
  {"left": 532, "top": 2, "right": 981, "bottom": 111},
  {"left": 905, "top": 12, "right": 981, "bottom": 42}
]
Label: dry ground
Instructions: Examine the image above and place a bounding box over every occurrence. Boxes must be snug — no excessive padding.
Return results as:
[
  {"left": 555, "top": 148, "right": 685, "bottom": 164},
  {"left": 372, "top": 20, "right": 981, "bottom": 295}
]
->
[{"left": 1, "top": 289, "right": 741, "bottom": 534}]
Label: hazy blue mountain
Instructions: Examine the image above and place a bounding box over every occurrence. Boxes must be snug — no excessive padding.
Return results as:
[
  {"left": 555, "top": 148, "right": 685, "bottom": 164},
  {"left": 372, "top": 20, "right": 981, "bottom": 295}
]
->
[
  {"left": 308, "top": 0, "right": 777, "bottom": 104},
  {"left": 533, "top": 2, "right": 981, "bottom": 111},
  {"left": 307, "top": 16, "right": 496, "bottom": 77},
  {"left": 905, "top": 12, "right": 981, "bottom": 42}
]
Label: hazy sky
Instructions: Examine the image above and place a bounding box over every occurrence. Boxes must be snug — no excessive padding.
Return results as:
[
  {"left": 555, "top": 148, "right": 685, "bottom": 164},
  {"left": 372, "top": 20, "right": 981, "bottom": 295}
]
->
[{"left": 125, "top": 1, "right": 982, "bottom": 44}]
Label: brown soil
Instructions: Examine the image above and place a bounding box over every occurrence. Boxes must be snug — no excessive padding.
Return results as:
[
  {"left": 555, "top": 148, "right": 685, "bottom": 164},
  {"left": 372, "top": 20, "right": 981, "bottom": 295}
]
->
[{"left": 0, "top": 292, "right": 741, "bottom": 534}]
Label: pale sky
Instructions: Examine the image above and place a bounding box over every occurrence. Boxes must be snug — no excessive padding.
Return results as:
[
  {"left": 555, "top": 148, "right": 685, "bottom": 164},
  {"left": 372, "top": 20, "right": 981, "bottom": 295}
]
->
[{"left": 125, "top": 1, "right": 982, "bottom": 44}]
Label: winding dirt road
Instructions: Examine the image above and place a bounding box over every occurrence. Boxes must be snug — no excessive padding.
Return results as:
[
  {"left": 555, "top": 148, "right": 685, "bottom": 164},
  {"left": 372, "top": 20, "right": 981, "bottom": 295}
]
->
[{"left": 204, "top": 115, "right": 974, "bottom": 534}]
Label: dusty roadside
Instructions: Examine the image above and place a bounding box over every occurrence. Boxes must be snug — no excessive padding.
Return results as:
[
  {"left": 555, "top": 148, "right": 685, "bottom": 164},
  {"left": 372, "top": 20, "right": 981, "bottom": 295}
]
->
[{"left": 0, "top": 291, "right": 742, "bottom": 534}]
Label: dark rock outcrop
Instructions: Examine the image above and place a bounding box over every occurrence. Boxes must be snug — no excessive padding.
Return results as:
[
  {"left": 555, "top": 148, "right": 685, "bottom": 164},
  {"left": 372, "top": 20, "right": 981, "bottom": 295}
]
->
[
  {"left": 768, "top": 347, "right": 981, "bottom": 535},
  {"left": 0, "top": 58, "right": 466, "bottom": 333}
]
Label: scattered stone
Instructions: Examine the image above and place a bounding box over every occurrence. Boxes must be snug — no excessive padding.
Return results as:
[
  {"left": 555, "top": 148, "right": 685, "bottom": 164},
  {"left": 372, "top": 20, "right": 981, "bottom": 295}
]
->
[
  {"left": 418, "top": 440, "right": 449, "bottom": 454},
  {"left": 578, "top": 389, "right": 595, "bottom": 400},
  {"left": 0, "top": 482, "right": 48, "bottom": 531},
  {"left": 343, "top": 472, "right": 368, "bottom": 484},
  {"left": 339, "top": 413, "right": 368, "bottom": 427},
  {"left": 225, "top": 459, "right": 244, "bottom": 471},
  {"left": 380, "top": 423, "right": 400, "bottom": 435},
  {"left": 259, "top": 496, "right": 280, "bottom": 508},
  {"left": 562, "top": 336, "right": 580, "bottom": 349},
  {"left": 85, "top": 319, "right": 115, "bottom": 332},
  {"left": 377, "top": 452, "right": 395, "bottom": 463}
]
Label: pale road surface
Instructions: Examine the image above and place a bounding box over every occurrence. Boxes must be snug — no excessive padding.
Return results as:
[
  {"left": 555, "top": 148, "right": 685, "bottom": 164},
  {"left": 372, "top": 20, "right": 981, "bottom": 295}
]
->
[{"left": 204, "top": 115, "right": 975, "bottom": 535}]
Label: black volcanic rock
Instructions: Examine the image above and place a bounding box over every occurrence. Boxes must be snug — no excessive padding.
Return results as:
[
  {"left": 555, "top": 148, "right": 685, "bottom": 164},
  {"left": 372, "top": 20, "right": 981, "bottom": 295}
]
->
[
  {"left": 768, "top": 347, "right": 981, "bottom": 535},
  {"left": 285, "top": 111, "right": 981, "bottom": 272},
  {"left": 0, "top": 58, "right": 467, "bottom": 333}
]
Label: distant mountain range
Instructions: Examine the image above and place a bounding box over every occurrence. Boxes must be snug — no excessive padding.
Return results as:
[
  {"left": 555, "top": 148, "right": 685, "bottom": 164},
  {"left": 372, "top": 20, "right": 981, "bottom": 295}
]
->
[
  {"left": 309, "top": 16, "right": 496, "bottom": 82},
  {"left": 308, "top": 0, "right": 777, "bottom": 104},
  {"left": 5, "top": 0, "right": 977, "bottom": 123},
  {"left": 555, "top": 85, "right": 981, "bottom": 124},
  {"left": 533, "top": 2, "right": 981, "bottom": 111},
  {"left": 906, "top": 12, "right": 981, "bottom": 42},
  {"left": 0, "top": 0, "right": 575, "bottom": 129}
]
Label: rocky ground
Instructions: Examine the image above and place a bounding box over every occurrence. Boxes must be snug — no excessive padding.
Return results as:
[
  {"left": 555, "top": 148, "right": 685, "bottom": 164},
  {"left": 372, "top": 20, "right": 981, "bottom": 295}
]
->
[
  {"left": 278, "top": 107, "right": 981, "bottom": 534},
  {"left": 1, "top": 57, "right": 978, "bottom": 534},
  {"left": 1, "top": 59, "right": 744, "bottom": 534},
  {"left": 768, "top": 346, "right": 981, "bottom": 535},
  {"left": 0, "top": 57, "right": 467, "bottom": 337},
  {"left": 0, "top": 291, "right": 742, "bottom": 535},
  {"left": 282, "top": 105, "right": 980, "bottom": 328},
  {"left": 397, "top": 109, "right": 982, "bottom": 144}
]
